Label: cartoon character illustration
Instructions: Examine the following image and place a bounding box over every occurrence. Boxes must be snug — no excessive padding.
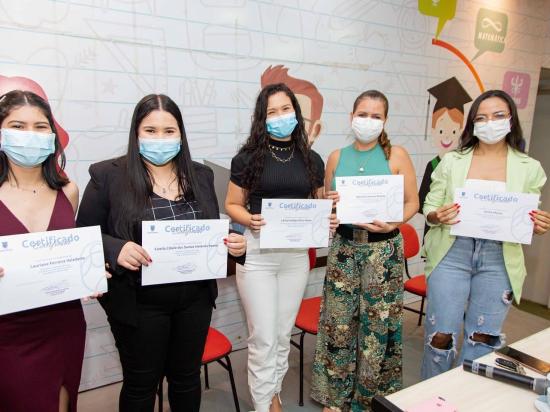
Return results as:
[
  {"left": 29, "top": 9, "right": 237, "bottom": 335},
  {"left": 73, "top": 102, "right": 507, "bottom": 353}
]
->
[
  {"left": 0, "top": 75, "right": 69, "bottom": 150},
  {"left": 419, "top": 77, "right": 472, "bottom": 238},
  {"left": 261, "top": 65, "right": 324, "bottom": 145}
]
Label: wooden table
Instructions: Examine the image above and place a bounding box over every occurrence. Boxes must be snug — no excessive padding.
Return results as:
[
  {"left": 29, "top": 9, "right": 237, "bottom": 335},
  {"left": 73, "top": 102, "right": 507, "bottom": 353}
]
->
[{"left": 387, "top": 327, "right": 550, "bottom": 411}]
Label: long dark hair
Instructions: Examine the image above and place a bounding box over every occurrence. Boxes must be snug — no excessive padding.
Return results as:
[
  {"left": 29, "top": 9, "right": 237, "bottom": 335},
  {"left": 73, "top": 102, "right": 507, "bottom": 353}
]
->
[
  {"left": 352, "top": 90, "right": 392, "bottom": 159},
  {"left": 113, "top": 94, "right": 202, "bottom": 239},
  {"left": 238, "top": 83, "right": 319, "bottom": 200},
  {"left": 459, "top": 89, "right": 525, "bottom": 153},
  {"left": 0, "top": 90, "right": 68, "bottom": 189}
]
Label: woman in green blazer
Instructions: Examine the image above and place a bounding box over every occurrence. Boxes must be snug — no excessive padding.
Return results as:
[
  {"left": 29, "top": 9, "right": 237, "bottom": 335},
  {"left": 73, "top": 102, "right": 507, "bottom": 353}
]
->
[{"left": 421, "top": 90, "right": 549, "bottom": 379}]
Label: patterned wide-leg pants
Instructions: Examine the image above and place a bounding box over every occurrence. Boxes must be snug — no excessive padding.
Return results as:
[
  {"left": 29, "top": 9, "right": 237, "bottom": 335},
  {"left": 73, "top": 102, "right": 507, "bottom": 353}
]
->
[{"left": 311, "top": 232, "right": 404, "bottom": 412}]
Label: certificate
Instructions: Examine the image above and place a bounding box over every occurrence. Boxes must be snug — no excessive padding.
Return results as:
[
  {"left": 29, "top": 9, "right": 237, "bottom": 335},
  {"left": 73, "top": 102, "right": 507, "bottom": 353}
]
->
[
  {"left": 336, "top": 175, "right": 404, "bottom": 224},
  {"left": 450, "top": 188, "right": 539, "bottom": 244},
  {"left": 260, "top": 199, "right": 333, "bottom": 248},
  {"left": 141, "top": 219, "right": 229, "bottom": 286},
  {"left": 0, "top": 226, "right": 107, "bottom": 316}
]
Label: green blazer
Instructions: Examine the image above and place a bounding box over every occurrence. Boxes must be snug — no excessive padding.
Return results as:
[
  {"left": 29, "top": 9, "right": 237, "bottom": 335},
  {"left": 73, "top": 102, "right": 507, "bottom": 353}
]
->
[{"left": 422, "top": 147, "right": 547, "bottom": 303}]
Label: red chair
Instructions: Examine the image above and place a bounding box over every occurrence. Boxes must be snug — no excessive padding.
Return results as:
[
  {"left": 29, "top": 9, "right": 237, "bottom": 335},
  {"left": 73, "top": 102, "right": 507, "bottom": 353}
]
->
[
  {"left": 290, "top": 248, "right": 319, "bottom": 406},
  {"left": 157, "top": 327, "right": 240, "bottom": 412},
  {"left": 399, "top": 223, "right": 427, "bottom": 326}
]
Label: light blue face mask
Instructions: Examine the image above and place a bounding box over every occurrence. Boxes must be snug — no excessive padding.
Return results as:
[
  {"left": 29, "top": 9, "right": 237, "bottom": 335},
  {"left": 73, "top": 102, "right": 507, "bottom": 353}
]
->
[
  {"left": 266, "top": 112, "right": 298, "bottom": 139},
  {"left": 0, "top": 128, "right": 56, "bottom": 168},
  {"left": 139, "top": 137, "right": 181, "bottom": 166}
]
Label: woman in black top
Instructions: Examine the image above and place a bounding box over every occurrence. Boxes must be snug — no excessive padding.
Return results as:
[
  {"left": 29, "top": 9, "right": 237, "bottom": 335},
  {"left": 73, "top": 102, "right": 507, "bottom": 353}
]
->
[
  {"left": 225, "top": 83, "right": 337, "bottom": 412},
  {"left": 77, "top": 94, "right": 246, "bottom": 412}
]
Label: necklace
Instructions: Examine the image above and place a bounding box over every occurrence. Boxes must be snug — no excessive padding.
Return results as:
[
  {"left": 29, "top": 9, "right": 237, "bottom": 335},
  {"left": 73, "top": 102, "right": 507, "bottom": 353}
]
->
[
  {"left": 9, "top": 181, "right": 45, "bottom": 194},
  {"left": 353, "top": 145, "right": 378, "bottom": 173},
  {"left": 269, "top": 146, "right": 295, "bottom": 163},
  {"left": 269, "top": 144, "right": 292, "bottom": 152},
  {"left": 154, "top": 176, "right": 177, "bottom": 195}
]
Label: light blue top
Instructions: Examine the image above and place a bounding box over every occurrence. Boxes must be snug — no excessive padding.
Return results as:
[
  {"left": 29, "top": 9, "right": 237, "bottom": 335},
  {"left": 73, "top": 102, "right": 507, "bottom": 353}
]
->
[{"left": 331, "top": 143, "right": 391, "bottom": 190}]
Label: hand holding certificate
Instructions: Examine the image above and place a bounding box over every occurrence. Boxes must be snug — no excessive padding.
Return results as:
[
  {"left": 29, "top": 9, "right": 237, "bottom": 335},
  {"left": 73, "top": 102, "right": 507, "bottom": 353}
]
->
[
  {"left": 450, "top": 188, "right": 539, "bottom": 244},
  {"left": 141, "top": 219, "right": 229, "bottom": 286},
  {"left": 336, "top": 175, "right": 404, "bottom": 224},
  {"left": 259, "top": 199, "right": 333, "bottom": 248},
  {"left": 0, "top": 226, "right": 108, "bottom": 315}
]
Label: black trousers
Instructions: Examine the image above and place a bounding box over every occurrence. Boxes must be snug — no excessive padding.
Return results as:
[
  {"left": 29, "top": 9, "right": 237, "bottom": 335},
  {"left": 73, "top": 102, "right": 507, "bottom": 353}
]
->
[{"left": 109, "top": 281, "right": 213, "bottom": 412}]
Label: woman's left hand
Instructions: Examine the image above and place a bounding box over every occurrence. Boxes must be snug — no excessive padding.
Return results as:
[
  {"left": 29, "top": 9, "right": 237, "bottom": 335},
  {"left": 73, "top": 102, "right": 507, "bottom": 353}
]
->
[
  {"left": 354, "top": 220, "right": 398, "bottom": 233},
  {"left": 225, "top": 233, "right": 247, "bottom": 257},
  {"left": 83, "top": 271, "right": 112, "bottom": 301},
  {"left": 326, "top": 190, "right": 340, "bottom": 206},
  {"left": 329, "top": 213, "right": 340, "bottom": 234},
  {"left": 531, "top": 210, "right": 550, "bottom": 235}
]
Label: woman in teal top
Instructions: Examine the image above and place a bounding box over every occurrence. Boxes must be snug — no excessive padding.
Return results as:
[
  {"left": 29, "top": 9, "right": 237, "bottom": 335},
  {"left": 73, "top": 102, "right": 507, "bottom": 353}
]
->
[
  {"left": 421, "top": 90, "right": 549, "bottom": 380},
  {"left": 311, "top": 90, "right": 419, "bottom": 412}
]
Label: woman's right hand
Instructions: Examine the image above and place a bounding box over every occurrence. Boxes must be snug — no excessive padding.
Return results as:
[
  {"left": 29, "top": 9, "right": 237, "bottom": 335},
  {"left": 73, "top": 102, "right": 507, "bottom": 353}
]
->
[
  {"left": 249, "top": 214, "right": 266, "bottom": 232},
  {"left": 428, "top": 203, "right": 460, "bottom": 225},
  {"left": 117, "top": 241, "right": 152, "bottom": 271},
  {"left": 0, "top": 266, "right": 4, "bottom": 278}
]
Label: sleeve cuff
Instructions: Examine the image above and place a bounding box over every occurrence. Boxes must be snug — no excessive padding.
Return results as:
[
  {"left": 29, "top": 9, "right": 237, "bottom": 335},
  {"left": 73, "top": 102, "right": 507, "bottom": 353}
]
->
[
  {"left": 103, "top": 235, "right": 128, "bottom": 275},
  {"left": 423, "top": 208, "right": 441, "bottom": 227}
]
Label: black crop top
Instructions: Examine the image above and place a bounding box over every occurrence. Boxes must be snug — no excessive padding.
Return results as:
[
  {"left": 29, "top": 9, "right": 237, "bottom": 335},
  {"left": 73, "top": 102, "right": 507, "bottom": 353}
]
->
[{"left": 230, "top": 139, "right": 325, "bottom": 214}]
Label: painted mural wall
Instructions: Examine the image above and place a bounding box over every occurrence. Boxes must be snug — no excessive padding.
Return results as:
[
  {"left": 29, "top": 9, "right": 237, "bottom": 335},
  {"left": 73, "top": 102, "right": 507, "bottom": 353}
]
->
[{"left": 0, "top": 0, "right": 549, "bottom": 391}]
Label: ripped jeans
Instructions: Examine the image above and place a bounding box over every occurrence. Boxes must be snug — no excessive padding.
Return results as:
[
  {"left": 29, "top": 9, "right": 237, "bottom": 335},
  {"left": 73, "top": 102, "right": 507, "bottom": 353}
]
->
[{"left": 421, "top": 236, "right": 513, "bottom": 380}]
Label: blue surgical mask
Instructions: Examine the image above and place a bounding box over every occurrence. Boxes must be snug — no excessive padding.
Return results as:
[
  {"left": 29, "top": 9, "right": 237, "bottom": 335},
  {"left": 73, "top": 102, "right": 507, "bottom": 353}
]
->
[
  {"left": 266, "top": 112, "right": 298, "bottom": 139},
  {"left": 0, "top": 128, "right": 56, "bottom": 168},
  {"left": 139, "top": 137, "right": 181, "bottom": 166}
]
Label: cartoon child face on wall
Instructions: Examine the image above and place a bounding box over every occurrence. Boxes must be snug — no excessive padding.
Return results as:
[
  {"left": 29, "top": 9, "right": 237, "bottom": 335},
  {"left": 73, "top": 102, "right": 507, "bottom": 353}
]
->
[
  {"left": 261, "top": 65, "right": 324, "bottom": 145},
  {"left": 427, "top": 77, "right": 472, "bottom": 156},
  {"left": 431, "top": 107, "right": 463, "bottom": 154}
]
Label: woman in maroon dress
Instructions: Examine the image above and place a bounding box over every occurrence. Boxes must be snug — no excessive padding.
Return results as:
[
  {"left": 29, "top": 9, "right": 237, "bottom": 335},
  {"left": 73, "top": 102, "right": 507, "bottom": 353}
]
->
[{"left": 0, "top": 90, "right": 87, "bottom": 412}]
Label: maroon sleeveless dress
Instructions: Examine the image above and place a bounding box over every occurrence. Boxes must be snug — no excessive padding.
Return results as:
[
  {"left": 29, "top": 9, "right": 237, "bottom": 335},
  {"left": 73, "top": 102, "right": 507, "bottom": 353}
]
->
[{"left": 0, "top": 191, "right": 86, "bottom": 412}]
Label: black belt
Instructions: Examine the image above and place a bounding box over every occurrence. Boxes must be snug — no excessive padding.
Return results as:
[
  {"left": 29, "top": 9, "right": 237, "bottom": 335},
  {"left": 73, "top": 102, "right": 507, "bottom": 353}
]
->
[{"left": 336, "top": 225, "right": 399, "bottom": 244}]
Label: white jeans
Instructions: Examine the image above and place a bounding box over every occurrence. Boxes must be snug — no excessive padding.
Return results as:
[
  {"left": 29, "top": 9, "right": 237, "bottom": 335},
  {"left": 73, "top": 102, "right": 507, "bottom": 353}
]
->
[{"left": 236, "top": 231, "right": 310, "bottom": 412}]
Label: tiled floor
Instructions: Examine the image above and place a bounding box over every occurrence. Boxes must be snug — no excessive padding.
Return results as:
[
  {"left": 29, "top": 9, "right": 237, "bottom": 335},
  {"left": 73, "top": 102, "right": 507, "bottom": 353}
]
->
[{"left": 78, "top": 302, "right": 550, "bottom": 411}]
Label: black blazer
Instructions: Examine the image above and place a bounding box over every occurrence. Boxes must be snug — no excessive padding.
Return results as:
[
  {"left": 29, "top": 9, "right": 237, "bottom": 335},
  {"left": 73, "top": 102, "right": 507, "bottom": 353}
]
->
[{"left": 76, "top": 156, "right": 243, "bottom": 326}]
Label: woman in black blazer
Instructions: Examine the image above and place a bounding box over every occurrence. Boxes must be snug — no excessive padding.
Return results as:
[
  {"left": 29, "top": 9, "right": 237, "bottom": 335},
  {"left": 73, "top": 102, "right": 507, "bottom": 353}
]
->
[{"left": 77, "top": 94, "right": 246, "bottom": 412}]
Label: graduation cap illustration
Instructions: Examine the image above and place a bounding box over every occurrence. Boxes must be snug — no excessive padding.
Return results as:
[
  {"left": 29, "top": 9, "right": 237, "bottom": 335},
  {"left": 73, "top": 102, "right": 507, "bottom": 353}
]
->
[
  {"left": 428, "top": 77, "right": 472, "bottom": 114},
  {"left": 424, "top": 77, "right": 473, "bottom": 140}
]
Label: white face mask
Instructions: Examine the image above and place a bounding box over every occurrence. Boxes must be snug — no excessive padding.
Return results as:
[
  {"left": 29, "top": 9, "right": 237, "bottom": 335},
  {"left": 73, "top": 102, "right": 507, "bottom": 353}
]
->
[
  {"left": 473, "top": 118, "right": 511, "bottom": 145},
  {"left": 351, "top": 117, "right": 384, "bottom": 144}
]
